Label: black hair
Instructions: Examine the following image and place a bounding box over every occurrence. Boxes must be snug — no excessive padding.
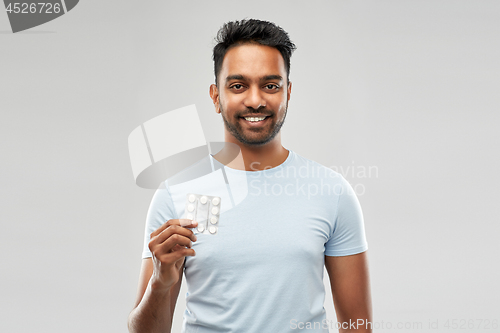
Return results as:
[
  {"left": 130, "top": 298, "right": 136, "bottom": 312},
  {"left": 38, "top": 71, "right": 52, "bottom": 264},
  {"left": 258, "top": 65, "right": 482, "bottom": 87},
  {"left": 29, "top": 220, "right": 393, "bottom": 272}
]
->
[{"left": 212, "top": 19, "right": 296, "bottom": 86}]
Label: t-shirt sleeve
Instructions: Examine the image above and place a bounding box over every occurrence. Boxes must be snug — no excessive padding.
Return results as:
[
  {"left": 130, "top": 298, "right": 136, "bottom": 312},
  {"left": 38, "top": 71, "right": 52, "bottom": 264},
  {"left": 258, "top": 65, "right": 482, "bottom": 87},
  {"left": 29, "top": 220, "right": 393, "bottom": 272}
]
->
[
  {"left": 324, "top": 176, "right": 368, "bottom": 256},
  {"left": 141, "top": 182, "right": 178, "bottom": 259}
]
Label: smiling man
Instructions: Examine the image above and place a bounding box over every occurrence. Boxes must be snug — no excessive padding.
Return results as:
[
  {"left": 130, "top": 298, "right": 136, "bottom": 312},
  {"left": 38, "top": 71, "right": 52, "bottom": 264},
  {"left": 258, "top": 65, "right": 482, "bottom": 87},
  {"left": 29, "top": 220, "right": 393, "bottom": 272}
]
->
[
  {"left": 212, "top": 44, "right": 289, "bottom": 146},
  {"left": 128, "top": 19, "right": 372, "bottom": 333},
  {"left": 209, "top": 24, "right": 293, "bottom": 170}
]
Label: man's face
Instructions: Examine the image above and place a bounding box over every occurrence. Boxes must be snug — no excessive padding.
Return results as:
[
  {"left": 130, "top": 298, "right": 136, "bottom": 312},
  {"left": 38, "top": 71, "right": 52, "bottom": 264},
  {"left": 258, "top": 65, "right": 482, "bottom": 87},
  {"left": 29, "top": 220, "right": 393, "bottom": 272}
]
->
[{"left": 210, "top": 43, "right": 292, "bottom": 146}]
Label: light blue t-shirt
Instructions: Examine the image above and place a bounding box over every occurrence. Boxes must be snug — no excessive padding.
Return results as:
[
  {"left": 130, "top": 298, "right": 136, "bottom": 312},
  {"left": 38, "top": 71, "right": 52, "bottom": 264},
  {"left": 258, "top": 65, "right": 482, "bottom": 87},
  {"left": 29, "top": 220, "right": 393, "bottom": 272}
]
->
[{"left": 142, "top": 149, "right": 368, "bottom": 332}]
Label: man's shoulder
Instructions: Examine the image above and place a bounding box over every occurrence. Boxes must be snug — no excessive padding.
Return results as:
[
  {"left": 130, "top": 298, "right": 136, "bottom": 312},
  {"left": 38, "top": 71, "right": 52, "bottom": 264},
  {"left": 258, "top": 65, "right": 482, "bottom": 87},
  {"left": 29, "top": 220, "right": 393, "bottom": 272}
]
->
[{"left": 287, "top": 150, "right": 344, "bottom": 181}]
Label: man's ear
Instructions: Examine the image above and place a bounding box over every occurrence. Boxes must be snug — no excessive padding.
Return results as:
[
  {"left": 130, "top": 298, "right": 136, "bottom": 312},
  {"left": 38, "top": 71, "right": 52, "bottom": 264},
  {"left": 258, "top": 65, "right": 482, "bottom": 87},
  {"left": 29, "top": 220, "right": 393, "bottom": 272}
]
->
[
  {"left": 287, "top": 81, "right": 292, "bottom": 102},
  {"left": 209, "top": 84, "right": 221, "bottom": 114}
]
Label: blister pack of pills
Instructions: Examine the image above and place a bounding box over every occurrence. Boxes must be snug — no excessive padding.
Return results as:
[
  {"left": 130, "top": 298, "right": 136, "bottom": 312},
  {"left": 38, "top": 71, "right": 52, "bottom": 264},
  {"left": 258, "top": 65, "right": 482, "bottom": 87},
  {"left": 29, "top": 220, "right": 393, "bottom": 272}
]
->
[{"left": 185, "top": 193, "right": 221, "bottom": 235}]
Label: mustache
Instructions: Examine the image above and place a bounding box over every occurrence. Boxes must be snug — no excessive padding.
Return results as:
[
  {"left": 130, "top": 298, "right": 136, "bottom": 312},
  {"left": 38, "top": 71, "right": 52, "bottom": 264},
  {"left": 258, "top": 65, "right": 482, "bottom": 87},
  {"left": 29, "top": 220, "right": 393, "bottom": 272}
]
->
[{"left": 235, "top": 107, "right": 273, "bottom": 117}]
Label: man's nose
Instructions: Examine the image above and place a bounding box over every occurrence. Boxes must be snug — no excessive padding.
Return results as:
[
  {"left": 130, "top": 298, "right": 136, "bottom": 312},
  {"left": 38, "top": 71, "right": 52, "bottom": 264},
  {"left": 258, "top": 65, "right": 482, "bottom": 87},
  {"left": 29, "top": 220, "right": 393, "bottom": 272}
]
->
[{"left": 243, "top": 86, "right": 266, "bottom": 110}]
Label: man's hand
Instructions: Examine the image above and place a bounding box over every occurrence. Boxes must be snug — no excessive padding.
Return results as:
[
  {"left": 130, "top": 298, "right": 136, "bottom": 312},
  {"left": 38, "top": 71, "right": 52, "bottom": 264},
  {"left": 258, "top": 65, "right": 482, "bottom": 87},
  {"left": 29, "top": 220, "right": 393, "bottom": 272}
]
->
[
  {"left": 128, "top": 219, "right": 198, "bottom": 333},
  {"left": 148, "top": 219, "right": 198, "bottom": 291}
]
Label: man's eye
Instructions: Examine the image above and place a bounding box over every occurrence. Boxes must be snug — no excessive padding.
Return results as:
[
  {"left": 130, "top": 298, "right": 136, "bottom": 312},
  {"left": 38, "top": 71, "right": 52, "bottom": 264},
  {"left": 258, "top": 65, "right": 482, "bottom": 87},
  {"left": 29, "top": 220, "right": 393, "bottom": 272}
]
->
[
  {"left": 266, "top": 84, "right": 279, "bottom": 90},
  {"left": 231, "top": 84, "right": 243, "bottom": 90}
]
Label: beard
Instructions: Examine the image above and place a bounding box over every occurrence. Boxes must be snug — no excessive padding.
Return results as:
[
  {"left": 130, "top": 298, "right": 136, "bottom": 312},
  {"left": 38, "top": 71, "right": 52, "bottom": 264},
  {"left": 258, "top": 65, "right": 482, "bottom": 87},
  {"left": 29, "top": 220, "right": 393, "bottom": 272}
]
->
[{"left": 219, "top": 103, "right": 288, "bottom": 146}]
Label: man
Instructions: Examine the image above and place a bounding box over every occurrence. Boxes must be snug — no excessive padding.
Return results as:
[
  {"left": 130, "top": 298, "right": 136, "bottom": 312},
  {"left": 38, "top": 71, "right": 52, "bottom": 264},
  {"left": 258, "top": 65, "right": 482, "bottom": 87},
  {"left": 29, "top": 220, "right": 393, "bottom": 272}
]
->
[{"left": 128, "top": 19, "right": 372, "bottom": 333}]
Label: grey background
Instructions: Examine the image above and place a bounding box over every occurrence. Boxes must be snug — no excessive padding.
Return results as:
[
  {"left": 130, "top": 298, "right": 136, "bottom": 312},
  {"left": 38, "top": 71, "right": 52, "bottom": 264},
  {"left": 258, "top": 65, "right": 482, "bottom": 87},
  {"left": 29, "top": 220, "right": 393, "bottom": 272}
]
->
[{"left": 1, "top": 1, "right": 499, "bottom": 332}]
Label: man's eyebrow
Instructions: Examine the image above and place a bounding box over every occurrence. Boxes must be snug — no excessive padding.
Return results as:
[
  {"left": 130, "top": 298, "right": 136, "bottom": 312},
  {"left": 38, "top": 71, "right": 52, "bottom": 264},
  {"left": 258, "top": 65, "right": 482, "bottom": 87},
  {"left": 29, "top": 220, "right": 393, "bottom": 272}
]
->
[
  {"left": 225, "top": 74, "right": 284, "bottom": 83},
  {"left": 225, "top": 75, "right": 245, "bottom": 82},
  {"left": 261, "top": 75, "right": 283, "bottom": 82}
]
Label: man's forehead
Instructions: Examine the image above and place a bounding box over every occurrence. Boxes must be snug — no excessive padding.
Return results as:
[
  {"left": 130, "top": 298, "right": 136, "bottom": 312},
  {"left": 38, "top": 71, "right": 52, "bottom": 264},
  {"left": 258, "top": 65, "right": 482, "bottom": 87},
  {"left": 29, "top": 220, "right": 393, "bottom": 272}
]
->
[{"left": 220, "top": 44, "right": 286, "bottom": 81}]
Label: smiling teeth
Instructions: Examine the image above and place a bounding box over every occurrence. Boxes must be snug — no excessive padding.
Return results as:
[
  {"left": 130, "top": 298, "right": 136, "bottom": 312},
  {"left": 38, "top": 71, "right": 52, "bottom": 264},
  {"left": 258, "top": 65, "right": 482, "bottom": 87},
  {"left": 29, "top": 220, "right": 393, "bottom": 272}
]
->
[{"left": 244, "top": 116, "right": 266, "bottom": 122}]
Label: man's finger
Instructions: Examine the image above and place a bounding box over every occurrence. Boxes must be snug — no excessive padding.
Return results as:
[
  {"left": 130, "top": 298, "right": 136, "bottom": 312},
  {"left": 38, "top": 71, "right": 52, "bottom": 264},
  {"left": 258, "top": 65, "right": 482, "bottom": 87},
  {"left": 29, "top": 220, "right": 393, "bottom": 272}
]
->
[
  {"left": 179, "top": 219, "right": 198, "bottom": 227},
  {"left": 159, "top": 233, "right": 194, "bottom": 252},
  {"left": 151, "top": 219, "right": 197, "bottom": 238},
  {"left": 157, "top": 224, "right": 197, "bottom": 244},
  {"left": 150, "top": 221, "right": 171, "bottom": 238}
]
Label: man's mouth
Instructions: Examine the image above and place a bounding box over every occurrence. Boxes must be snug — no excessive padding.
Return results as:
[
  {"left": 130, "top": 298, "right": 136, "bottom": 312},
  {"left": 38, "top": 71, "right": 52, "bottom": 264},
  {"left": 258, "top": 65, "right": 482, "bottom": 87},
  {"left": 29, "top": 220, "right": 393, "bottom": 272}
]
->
[
  {"left": 239, "top": 115, "right": 271, "bottom": 125},
  {"left": 243, "top": 116, "right": 267, "bottom": 122}
]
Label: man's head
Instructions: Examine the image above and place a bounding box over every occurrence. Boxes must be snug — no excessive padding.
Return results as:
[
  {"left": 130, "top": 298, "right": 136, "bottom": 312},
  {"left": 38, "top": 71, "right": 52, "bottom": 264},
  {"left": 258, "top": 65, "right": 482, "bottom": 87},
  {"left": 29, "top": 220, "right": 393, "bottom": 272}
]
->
[
  {"left": 213, "top": 19, "right": 296, "bottom": 87},
  {"left": 210, "top": 19, "right": 296, "bottom": 147}
]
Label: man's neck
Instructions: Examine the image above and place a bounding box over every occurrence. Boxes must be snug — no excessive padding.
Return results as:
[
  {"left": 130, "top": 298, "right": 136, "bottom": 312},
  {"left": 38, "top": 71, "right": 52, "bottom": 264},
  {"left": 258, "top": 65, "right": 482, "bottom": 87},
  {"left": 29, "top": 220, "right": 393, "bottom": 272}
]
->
[{"left": 212, "top": 138, "right": 289, "bottom": 171}]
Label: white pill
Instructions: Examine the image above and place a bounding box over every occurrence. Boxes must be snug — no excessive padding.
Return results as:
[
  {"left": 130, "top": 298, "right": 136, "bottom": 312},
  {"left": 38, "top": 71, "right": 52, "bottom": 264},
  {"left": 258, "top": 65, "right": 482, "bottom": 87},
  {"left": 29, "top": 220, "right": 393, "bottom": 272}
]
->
[
  {"left": 186, "top": 213, "right": 194, "bottom": 220},
  {"left": 200, "top": 196, "right": 208, "bottom": 204},
  {"left": 209, "top": 226, "right": 217, "bottom": 234},
  {"left": 197, "top": 224, "right": 205, "bottom": 232},
  {"left": 187, "top": 204, "right": 195, "bottom": 212},
  {"left": 211, "top": 197, "right": 220, "bottom": 206},
  {"left": 188, "top": 194, "right": 196, "bottom": 203},
  {"left": 211, "top": 207, "right": 219, "bottom": 215},
  {"left": 210, "top": 216, "right": 218, "bottom": 224}
]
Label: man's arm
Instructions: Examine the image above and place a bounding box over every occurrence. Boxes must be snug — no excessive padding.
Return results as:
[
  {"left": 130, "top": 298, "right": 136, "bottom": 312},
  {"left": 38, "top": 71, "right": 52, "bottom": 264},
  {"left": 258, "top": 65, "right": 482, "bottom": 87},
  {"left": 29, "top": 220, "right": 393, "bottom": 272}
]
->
[
  {"left": 128, "top": 219, "right": 197, "bottom": 333},
  {"left": 325, "top": 251, "right": 372, "bottom": 333},
  {"left": 127, "top": 258, "right": 183, "bottom": 333}
]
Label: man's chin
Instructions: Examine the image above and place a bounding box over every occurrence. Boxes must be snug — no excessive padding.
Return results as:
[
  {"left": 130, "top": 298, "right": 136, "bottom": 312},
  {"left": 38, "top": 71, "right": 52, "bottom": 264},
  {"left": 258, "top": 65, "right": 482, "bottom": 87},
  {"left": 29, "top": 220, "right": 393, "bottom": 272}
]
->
[
  {"left": 241, "top": 140, "right": 270, "bottom": 146},
  {"left": 236, "top": 132, "right": 277, "bottom": 146}
]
